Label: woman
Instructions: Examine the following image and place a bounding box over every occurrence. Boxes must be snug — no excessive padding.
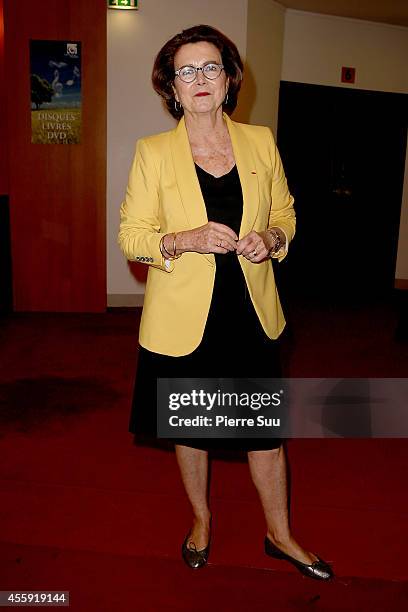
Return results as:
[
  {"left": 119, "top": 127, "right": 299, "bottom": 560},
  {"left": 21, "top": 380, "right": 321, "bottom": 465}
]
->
[{"left": 119, "top": 25, "right": 333, "bottom": 580}]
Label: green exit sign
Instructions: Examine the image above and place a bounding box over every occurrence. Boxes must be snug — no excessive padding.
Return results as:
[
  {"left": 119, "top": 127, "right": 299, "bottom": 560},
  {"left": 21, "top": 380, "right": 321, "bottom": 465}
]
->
[{"left": 108, "top": 0, "right": 138, "bottom": 9}]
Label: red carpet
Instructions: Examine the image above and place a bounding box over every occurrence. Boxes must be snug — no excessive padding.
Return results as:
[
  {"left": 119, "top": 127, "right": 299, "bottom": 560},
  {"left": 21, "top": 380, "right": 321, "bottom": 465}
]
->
[
  {"left": 2, "top": 542, "right": 408, "bottom": 612},
  {"left": 0, "top": 303, "right": 407, "bottom": 610}
]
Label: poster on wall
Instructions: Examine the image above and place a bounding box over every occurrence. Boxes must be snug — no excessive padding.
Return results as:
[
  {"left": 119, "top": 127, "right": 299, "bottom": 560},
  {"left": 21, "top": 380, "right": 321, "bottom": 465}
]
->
[{"left": 30, "top": 40, "right": 81, "bottom": 144}]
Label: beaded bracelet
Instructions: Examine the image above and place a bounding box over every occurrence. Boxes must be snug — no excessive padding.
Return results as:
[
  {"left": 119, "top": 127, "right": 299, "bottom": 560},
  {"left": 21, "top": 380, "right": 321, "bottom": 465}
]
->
[{"left": 267, "top": 228, "right": 282, "bottom": 256}]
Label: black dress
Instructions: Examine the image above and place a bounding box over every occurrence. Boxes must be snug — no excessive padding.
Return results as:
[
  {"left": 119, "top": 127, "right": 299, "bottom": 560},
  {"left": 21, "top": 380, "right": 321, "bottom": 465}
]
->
[{"left": 129, "top": 163, "right": 282, "bottom": 451}]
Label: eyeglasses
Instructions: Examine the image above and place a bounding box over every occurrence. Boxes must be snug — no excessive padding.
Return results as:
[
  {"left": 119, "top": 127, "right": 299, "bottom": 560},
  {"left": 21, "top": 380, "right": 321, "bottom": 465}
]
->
[{"left": 174, "top": 63, "right": 224, "bottom": 83}]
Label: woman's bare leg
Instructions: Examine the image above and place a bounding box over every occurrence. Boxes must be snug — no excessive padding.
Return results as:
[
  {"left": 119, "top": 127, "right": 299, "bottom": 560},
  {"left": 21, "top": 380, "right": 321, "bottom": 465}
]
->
[
  {"left": 175, "top": 444, "right": 212, "bottom": 549},
  {"left": 248, "top": 445, "right": 319, "bottom": 564}
]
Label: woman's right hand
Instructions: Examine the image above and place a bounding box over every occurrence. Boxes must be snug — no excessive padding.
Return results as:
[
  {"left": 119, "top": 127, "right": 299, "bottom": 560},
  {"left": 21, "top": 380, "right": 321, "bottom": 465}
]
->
[{"left": 166, "top": 222, "right": 238, "bottom": 255}]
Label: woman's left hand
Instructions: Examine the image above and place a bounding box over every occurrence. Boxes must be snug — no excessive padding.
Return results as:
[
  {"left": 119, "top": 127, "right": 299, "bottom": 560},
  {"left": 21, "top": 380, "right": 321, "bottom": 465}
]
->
[{"left": 236, "top": 230, "right": 271, "bottom": 263}]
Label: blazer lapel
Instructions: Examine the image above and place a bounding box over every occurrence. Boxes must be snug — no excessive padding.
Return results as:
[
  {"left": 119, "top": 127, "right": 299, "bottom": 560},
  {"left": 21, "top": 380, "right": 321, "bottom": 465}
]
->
[
  {"left": 224, "top": 114, "right": 260, "bottom": 237},
  {"left": 170, "top": 117, "right": 215, "bottom": 266}
]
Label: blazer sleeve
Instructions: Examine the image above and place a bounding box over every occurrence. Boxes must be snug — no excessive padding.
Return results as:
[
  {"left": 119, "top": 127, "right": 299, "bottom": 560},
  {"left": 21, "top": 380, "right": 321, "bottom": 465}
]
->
[
  {"left": 118, "top": 138, "right": 174, "bottom": 273},
  {"left": 267, "top": 128, "right": 296, "bottom": 262}
]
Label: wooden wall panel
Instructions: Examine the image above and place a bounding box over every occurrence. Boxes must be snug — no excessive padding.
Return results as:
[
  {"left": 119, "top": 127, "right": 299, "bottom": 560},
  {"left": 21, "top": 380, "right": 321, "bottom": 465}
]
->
[
  {"left": 0, "top": 0, "right": 8, "bottom": 194},
  {"left": 4, "top": 0, "right": 106, "bottom": 311}
]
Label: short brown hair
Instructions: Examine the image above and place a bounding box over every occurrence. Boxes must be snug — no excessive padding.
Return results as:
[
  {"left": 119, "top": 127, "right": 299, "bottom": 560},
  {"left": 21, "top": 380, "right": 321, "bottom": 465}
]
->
[{"left": 152, "top": 24, "right": 243, "bottom": 119}]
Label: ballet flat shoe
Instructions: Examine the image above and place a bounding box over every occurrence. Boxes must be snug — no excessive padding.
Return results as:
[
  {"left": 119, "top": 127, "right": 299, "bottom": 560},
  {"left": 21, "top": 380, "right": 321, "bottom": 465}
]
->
[
  {"left": 264, "top": 536, "right": 334, "bottom": 581},
  {"left": 182, "top": 532, "right": 210, "bottom": 569}
]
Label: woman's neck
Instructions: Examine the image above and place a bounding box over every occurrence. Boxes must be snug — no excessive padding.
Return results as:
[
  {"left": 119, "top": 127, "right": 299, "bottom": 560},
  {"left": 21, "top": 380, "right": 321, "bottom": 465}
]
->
[{"left": 184, "top": 109, "right": 228, "bottom": 145}]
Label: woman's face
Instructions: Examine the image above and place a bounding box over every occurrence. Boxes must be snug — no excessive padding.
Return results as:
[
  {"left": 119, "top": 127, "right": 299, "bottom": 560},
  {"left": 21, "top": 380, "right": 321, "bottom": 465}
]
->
[{"left": 173, "top": 41, "right": 228, "bottom": 117}]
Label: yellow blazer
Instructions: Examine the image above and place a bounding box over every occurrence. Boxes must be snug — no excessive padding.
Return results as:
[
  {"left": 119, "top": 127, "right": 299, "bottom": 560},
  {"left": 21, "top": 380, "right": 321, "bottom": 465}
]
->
[{"left": 118, "top": 114, "right": 295, "bottom": 356}]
